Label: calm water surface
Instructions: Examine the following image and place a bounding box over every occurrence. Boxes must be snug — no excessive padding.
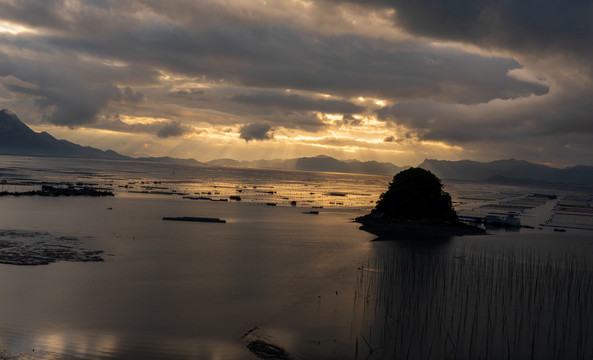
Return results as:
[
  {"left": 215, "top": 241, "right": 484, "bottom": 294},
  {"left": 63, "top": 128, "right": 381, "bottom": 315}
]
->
[
  {"left": 1, "top": 195, "right": 375, "bottom": 359},
  {"left": 1, "top": 155, "right": 592, "bottom": 359}
]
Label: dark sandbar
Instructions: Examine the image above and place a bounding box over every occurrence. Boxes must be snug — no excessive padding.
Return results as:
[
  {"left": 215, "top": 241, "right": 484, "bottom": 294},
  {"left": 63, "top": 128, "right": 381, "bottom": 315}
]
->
[
  {"left": 162, "top": 216, "right": 226, "bottom": 223},
  {"left": 0, "top": 185, "right": 114, "bottom": 197},
  {"left": 0, "top": 230, "right": 104, "bottom": 265}
]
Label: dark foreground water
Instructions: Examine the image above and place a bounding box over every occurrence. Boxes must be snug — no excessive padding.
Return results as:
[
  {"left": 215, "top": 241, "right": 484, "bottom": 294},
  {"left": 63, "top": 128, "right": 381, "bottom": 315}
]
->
[
  {"left": 0, "top": 155, "right": 592, "bottom": 359},
  {"left": 1, "top": 195, "right": 381, "bottom": 359},
  {"left": 356, "top": 230, "right": 593, "bottom": 359}
]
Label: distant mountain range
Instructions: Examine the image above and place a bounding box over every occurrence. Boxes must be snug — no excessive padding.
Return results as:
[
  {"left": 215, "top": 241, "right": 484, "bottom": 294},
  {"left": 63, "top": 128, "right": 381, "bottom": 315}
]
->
[
  {"left": 0, "top": 109, "right": 402, "bottom": 175},
  {"left": 207, "top": 156, "right": 403, "bottom": 175},
  {"left": 1, "top": 109, "right": 593, "bottom": 184},
  {"left": 419, "top": 159, "right": 593, "bottom": 186}
]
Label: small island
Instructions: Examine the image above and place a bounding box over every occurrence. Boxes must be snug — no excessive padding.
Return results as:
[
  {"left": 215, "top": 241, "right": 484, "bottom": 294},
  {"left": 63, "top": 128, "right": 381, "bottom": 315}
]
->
[{"left": 356, "top": 167, "right": 485, "bottom": 239}]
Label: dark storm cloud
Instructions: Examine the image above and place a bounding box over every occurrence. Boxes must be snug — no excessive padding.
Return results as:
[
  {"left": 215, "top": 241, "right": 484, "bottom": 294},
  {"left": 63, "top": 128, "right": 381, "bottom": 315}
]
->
[
  {"left": 0, "top": 0, "right": 147, "bottom": 36},
  {"left": 263, "top": 112, "right": 325, "bottom": 132},
  {"left": 4, "top": 79, "right": 143, "bottom": 126},
  {"left": 168, "top": 89, "right": 206, "bottom": 98},
  {"left": 339, "top": 114, "right": 362, "bottom": 126},
  {"left": 352, "top": 0, "right": 593, "bottom": 142},
  {"left": 311, "top": 0, "right": 593, "bottom": 165},
  {"left": 0, "top": 32, "right": 152, "bottom": 127},
  {"left": 0, "top": 0, "right": 549, "bottom": 134},
  {"left": 328, "top": 0, "right": 593, "bottom": 61},
  {"left": 7, "top": 12, "right": 545, "bottom": 104},
  {"left": 96, "top": 114, "right": 194, "bottom": 138},
  {"left": 392, "top": 0, "right": 593, "bottom": 59},
  {"left": 0, "top": 0, "right": 72, "bottom": 32},
  {"left": 231, "top": 92, "right": 364, "bottom": 114},
  {"left": 0, "top": 0, "right": 590, "bottom": 165},
  {"left": 161, "top": 86, "right": 328, "bottom": 132},
  {"left": 377, "top": 86, "right": 593, "bottom": 143},
  {"left": 82, "top": 26, "right": 546, "bottom": 102},
  {"left": 330, "top": 114, "right": 363, "bottom": 128},
  {"left": 156, "top": 120, "right": 192, "bottom": 138},
  {"left": 239, "top": 123, "right": 273, "bottom": 142}
]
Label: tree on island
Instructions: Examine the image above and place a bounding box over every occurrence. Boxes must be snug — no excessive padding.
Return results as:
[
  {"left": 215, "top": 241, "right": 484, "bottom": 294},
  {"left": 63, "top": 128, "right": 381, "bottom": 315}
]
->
[
  {"left": 372, "top": 167, "right": 458, "bottom": 223},
  {"left": 355, "top": 168, "right": 483, "bottom": 239}
]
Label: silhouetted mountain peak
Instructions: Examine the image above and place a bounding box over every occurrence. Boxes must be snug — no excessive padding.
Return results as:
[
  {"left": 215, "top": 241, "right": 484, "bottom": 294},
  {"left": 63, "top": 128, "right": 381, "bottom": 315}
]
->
[
  {"left": 0, "top": 109, "right": 129, "bottom": 160},
  {"left": 0, "top": 109, "right": 34, "bottom": 134},
  {"left": 419, "top": 158, "right": 593, "bottom": 186}
]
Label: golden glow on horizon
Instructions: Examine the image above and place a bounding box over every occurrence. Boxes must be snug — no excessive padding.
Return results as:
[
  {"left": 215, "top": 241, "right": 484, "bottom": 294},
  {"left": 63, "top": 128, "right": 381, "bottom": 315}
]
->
[
  {"left": 278, "top": 133, "right": 401, "bottom": 148},
  {"left": 120, "top": 115, "right": 169, "bottom": 125},
  {"left": 29, "top": 111, "right": 465, "bottom": 166},
  {"left": 31, "top": 122, "right": 461, "bottom": 165},
  {"left": 278, "top": 136, "right": 411, "bottom": 155}
]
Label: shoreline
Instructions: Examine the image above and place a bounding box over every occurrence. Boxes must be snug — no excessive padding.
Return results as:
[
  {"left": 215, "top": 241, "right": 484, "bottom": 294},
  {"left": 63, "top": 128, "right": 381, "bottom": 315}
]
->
[{"left": 355, "top": 215, "right": 487, "bottom": 240}]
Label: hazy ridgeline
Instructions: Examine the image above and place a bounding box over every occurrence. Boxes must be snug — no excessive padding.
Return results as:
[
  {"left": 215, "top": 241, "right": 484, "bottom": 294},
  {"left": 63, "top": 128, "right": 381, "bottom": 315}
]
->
[{"left": 353, "top": 243, "right": 593, "bottom": 359}]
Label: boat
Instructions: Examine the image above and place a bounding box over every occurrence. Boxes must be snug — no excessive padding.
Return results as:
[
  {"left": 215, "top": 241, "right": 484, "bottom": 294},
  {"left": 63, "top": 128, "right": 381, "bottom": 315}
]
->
[{"left": 483, "top": 214, "right": 521, "bottom": 227}]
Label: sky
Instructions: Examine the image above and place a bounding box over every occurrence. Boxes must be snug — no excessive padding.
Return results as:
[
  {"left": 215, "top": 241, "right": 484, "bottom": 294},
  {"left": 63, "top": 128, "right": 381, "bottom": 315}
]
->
[{"left": 0, "top": 0, "right": 592, "bottom": 167}]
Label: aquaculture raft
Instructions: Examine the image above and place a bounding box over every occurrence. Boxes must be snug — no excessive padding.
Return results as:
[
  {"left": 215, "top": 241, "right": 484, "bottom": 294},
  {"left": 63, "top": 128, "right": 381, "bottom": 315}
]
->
[{"left": 162, "top": 217, "right": 226, "bottom": 223}]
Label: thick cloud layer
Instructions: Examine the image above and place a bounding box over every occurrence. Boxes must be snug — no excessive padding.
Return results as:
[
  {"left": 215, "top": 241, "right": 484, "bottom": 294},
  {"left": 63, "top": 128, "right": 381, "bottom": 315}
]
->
[
  {"left": 231, "top": 92, "right": 364, "bottom": 114},
  {"left": 0, "top": 0, "right": 591, "bottom": 165},
  {"left": 329, "top": 0, "right": 593, "bottom": 55},
  {"left": 387, "top": 0, "right": 593, "bottom": 60}
]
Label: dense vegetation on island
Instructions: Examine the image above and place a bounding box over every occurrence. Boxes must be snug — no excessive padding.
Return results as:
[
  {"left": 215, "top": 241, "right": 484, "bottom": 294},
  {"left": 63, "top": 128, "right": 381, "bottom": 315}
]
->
[
  {"left": 356, "top": 168, "right": 484, "bottom": 239},
  {"left": 374, "top": 167, "right": 458, "bottom": 222}
]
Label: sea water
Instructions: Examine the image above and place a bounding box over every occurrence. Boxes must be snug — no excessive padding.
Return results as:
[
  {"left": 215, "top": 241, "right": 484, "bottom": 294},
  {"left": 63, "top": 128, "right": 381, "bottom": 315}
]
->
[
  {"left": 0, "top": 155, "right": 384, "bottom": 359},
  {"left": 1, "top": 196, "right": 376, "bottom": 359},
  {"left": 0, "top": 155, "right": 592, "bottom": 359}
]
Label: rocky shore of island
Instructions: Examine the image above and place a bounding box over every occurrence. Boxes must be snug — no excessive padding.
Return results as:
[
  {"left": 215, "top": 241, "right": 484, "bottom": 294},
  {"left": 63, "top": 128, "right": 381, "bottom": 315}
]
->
[{"left": 355, "top": 213, "right": 485, "bottom": 240}]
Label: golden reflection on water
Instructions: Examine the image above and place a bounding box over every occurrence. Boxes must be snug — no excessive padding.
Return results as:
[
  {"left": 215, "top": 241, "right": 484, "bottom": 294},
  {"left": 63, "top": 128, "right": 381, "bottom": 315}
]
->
[
  {"left": 32, "top": 332, "right": 118, "bottom": 358},
  {"left": 27, "top": 331, "right": 252, "bottom": 359}
]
